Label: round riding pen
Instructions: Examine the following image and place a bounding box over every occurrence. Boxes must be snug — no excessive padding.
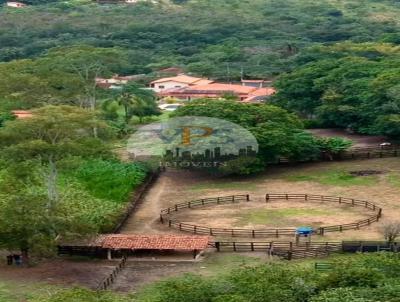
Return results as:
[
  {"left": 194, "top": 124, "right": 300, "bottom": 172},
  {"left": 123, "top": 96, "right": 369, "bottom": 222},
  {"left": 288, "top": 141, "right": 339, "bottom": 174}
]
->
[{"left": 159, "top": 194, "right": 383, "bottom": 238}]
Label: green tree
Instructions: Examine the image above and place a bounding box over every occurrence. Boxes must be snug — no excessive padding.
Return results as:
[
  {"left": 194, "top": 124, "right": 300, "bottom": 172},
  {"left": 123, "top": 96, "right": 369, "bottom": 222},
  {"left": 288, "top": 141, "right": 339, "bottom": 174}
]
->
[
  {"left": 115, "top": 82, "right": 159, "bottom": 123},
  {"left": 0, "top": 105, "right": 108, "bottom": 206}
]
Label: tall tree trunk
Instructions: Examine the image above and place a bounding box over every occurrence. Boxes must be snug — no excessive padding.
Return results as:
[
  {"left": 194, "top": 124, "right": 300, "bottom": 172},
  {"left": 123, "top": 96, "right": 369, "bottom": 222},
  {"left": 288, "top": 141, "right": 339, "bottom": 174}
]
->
[
  {"left": 89, "top": 95, "right": 98, "bottom": 138},
  {"left": 47, "top": 157, "right": 59, "bottom": 208}
]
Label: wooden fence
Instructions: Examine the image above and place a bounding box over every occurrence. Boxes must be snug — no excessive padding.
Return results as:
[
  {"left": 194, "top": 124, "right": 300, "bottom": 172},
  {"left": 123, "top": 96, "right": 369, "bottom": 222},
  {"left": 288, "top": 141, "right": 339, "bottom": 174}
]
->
[
  {"left": 160, "top": 194, "right": 382, "bottom": 238},
  {"left": 277, "top": 146, "right": 400, "bottom": 164},
  {"left": 97, "top": 256, "right": 127, "bottom": 291},
  {"left": 209, "top": 240, "right": 400, "bottom": 260},
  {"left": 210, "top": 240, "right": 342, "bottom": 260}
]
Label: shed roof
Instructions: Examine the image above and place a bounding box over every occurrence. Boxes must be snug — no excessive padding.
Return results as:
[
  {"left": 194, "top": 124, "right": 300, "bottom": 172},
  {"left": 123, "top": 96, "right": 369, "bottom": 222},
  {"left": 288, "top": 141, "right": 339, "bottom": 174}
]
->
[{"left": 101, "top": 234, "right": 210, "bottom": 251}]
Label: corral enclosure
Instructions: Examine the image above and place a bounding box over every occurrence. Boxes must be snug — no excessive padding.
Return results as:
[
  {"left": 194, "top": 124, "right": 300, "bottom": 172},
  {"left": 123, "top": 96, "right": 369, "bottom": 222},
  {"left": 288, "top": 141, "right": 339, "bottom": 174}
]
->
[{"left": 121, "top": 158, "right": 400, "bottom": 242}]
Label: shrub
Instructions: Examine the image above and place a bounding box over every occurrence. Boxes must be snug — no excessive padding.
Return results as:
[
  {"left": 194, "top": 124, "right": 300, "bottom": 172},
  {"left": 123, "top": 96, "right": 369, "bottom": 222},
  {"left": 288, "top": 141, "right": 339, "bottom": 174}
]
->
[{"left": 74, "top": 159, "right": 147, "bottom": 203}]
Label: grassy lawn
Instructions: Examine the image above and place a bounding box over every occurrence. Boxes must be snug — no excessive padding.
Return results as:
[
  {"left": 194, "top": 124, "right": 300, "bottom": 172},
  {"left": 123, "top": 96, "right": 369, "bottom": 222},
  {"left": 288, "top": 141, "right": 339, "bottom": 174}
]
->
[
  {"left": 284, "top": 170, "right": 378, "bottom": 186},
  {"left": 235, "top": 208, "right": 337, "bottom": 227},
  {"left": 198, "top": 253, "right": 267, "bottom": 276}
]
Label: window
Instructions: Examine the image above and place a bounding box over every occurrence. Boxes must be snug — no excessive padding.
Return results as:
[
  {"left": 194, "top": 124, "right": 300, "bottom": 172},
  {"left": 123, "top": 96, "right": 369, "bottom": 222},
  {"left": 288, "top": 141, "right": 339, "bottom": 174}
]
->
[{"left": 158, "top": 85, "right": 165, "bottom": 89}]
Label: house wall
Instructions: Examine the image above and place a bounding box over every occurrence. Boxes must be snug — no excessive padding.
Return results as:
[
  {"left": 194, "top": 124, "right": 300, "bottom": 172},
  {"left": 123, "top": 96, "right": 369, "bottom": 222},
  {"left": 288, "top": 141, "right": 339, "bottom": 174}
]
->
[{"left": 151, "top": 81, "right": 190, "bottom": 92}]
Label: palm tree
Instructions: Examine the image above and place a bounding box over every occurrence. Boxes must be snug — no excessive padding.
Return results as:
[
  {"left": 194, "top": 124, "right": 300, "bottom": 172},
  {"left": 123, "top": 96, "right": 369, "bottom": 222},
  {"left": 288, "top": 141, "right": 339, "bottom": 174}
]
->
[{"left": 116, "top": 82, "right": 159, "bottom": 123}]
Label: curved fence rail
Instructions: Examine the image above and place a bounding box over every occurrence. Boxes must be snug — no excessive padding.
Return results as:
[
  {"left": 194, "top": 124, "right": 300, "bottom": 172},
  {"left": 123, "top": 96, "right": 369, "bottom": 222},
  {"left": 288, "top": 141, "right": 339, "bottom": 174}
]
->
[{"left": 160, "top": 194, "right": 382, "bottom": 238}]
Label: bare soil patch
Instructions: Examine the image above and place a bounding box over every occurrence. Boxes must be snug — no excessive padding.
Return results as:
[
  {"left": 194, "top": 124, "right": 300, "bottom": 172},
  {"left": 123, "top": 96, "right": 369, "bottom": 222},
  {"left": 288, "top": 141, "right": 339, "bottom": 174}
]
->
[
  {"left": 0, "top": 258, "right": 116, "bottom": 289},
  {"left": 307, "top": 128, "right": 388, "bottom": 148}
]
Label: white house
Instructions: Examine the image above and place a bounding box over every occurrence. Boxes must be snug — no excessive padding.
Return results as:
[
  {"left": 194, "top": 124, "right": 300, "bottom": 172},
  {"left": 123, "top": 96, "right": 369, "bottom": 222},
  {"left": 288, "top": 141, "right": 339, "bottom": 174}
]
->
[
  {"left": 6, "top": 1, "right": 27, "bottom": 7},
  {"left": 149, "top": 74, "right": 214, "bottom": 92}
]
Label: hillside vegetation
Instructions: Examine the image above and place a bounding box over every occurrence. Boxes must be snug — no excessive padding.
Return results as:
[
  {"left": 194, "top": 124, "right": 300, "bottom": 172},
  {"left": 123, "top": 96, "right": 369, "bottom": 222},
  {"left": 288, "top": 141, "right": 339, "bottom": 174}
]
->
[{"left": 1, "top": 0, "right": 400, "bottom": 78}]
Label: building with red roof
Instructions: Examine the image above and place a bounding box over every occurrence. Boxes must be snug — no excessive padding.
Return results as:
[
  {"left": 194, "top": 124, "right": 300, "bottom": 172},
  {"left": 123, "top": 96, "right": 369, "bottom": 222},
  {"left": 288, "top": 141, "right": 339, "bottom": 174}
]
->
[
  {"left": 150, "top": 74, "right": 214, "bottom": 92},
  {"left": 159, "top": 83, "right": 276, "bottom": 103},
  {"left": 11, "top": 110, "right": 33, "bottom": 119},
  {"left": 59, "top": 234, "right": 211, "bottom": 260}
]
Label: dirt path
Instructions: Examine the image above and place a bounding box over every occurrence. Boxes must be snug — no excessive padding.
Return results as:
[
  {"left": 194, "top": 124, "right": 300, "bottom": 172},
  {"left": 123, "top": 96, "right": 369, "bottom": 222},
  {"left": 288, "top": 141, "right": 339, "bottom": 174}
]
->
[{"left": 120, "top": 173, "right": 168, "bottom": 234}]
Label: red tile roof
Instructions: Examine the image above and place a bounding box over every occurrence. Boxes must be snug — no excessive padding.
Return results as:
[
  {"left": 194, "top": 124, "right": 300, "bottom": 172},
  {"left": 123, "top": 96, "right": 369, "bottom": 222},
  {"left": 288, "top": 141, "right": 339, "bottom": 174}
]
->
[
  {"left": 151, "top": 75, "right": 213, "bottom": 85},
  {"left": 11, "top": 110, "right": 33, "bottom": 119},
  {"left": 100, "top": 234, "right": 210, "bottom": 251}
]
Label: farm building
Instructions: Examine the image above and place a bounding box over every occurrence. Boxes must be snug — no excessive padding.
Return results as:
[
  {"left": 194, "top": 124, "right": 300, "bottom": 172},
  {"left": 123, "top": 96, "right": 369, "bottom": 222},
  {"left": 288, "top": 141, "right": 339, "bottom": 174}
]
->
[
  {"left": 59, "top": 234, "right": 211, "bottom": 260},
  {"left": 158, "top": 83, "right": 276, "bottom": 102}
]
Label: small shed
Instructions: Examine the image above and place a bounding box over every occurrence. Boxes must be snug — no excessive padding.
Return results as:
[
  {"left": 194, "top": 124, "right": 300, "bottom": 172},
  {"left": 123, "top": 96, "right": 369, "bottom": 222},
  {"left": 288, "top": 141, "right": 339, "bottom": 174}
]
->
[{"left": 102, "top": 234, "right": 211, "bottom": 259}]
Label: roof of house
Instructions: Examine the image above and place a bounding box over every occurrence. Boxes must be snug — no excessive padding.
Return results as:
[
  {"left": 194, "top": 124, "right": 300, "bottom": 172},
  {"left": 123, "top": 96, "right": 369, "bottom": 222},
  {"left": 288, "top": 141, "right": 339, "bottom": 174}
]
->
[
  {"left": 101, "top": 234, "right": 210, "bottom": 250},
  {"left": 242, "top": 87, "right": 276, "bottom": 102},
  {"left": 151, "top": 75, "right": 213, "bottom": 85},
  {"left": 181, "top": 83, "right": 261, "bottom": 94},
  {"left": 11, "top": 110, "right": 33, "bottom": 119}
]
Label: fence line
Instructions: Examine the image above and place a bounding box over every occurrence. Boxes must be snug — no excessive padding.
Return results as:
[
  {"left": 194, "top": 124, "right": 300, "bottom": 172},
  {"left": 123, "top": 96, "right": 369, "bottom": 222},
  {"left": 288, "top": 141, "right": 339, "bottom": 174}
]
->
[
  {"left": 209, "top": 240, "right": 400, "bottom": 260},
  {"left": 276, "top": 146, "right": 400, "bottom": 164},
  {"left": 97, "top": 256, "right": 127, "bottom": 291},
  {"left": 160, "top": 194, "right": 382, "bottom": 238}
]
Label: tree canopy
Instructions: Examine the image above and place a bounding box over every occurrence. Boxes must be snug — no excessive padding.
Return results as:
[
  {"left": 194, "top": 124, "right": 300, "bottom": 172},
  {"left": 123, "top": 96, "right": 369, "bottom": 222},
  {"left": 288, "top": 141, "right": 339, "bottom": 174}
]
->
[{"left": 273, "top": 42, "right": 400, "bottom": 137}]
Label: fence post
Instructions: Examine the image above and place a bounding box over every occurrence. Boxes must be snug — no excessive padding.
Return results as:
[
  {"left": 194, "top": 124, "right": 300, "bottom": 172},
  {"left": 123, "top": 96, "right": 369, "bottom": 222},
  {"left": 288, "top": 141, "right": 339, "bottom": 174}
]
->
[
  {"left": 233, "top": 242, "right": 236, "bottom": 252},
  {"left": 285, "top": 194, "right": 288, "bottom": 200},
  {"left": 168, "top": 220, "right": 172, "bottom": 227},
  {"left": 215, "top": 242, "right": 220, "bottom": 252},
  {"left": 246, "top": 194, "right": 250, "bottom": 201},
  {"left": 252, "top": 230, "right": 255, "bottom": 238},
  {"left": 265, "top": 194, "right": 269, "bottom": 203},
  {"left": 188, "top": 201, "right": 191, "bottom": 208},
  {"left": 251, "top": 242, "right": 254, "bottom": 251},
  {"left": 376, "top": 208, "right": 382, "bottom": 221},
  {"left": 209, "top": 228, "right": 213, "bottom": 236},
  {"left": 352, "top": 199, "right": 355, "bottom": 206},
  {"left": 160, "top": 214, "right": 164, "bottom": 224},
  {"left": 194, "top": 225, "right": 197, "bottom": 234},
  {"left": 175, "top": 205, "right": 178, "bottom": 211},
  {"left": 232, "top": 195, "right": 235, "bottom": 203},
  {"left": 275, "top": 229, "right": 279, "bottom": 238}
]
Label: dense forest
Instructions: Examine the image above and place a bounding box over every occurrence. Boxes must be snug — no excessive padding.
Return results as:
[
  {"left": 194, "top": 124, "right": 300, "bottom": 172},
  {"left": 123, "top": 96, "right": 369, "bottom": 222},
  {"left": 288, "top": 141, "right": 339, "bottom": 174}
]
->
[
  {"left": 1, "top": 0, "right": 400, "bottom": 78},
  {"left": 1, "top": 0, "right": 400, "bottom": 137}
]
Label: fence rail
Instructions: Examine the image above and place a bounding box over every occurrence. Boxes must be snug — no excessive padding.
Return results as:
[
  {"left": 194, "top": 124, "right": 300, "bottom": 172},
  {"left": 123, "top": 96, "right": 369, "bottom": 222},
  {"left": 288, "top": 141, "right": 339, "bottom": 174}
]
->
[
  {"left": 160, "top": 194, "right": 382, "bottom": 238},
  {"left": 210, "top": 240, "right": 343, "bottom": 260},
  {"left": 97, "top": 256, "right": 127, "bottom": 291},
  {"left": 276, "top": 146, "right": 400, "bottom": 164}
]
